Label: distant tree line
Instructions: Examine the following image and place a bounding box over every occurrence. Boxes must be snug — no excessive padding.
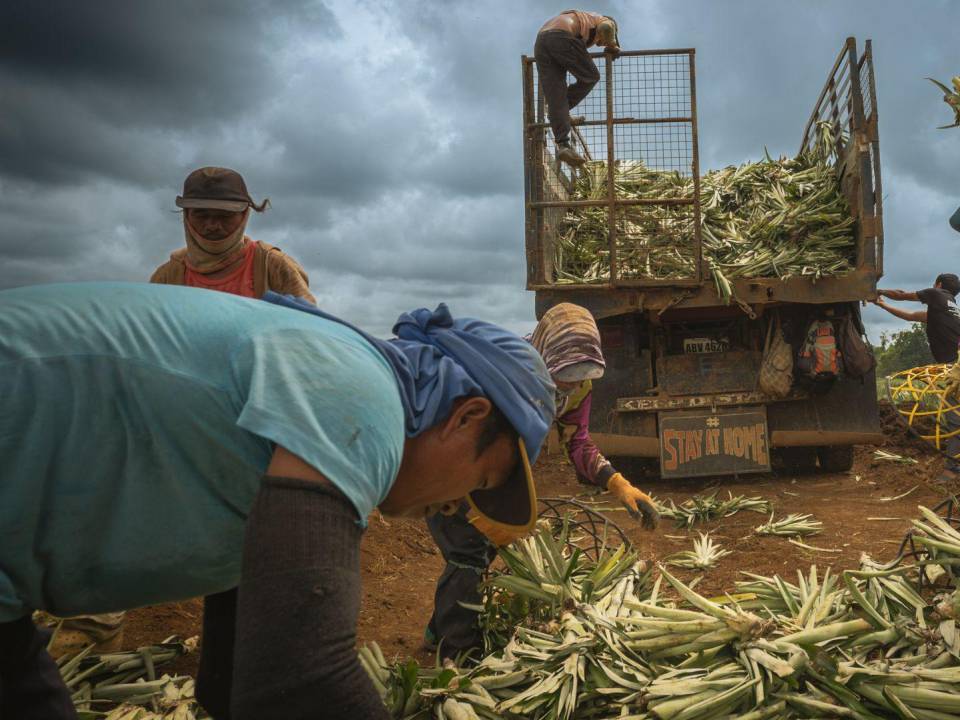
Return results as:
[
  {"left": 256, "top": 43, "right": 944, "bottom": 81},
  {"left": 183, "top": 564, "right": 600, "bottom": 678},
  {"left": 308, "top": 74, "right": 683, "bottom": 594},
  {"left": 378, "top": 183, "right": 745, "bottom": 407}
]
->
[{"left": 871, "top": 323, "right": 934, "bottom": 378}]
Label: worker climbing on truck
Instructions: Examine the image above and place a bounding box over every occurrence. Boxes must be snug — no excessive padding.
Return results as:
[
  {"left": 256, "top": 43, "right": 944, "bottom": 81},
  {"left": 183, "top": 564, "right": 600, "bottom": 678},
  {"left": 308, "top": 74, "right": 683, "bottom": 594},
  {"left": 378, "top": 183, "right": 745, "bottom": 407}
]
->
[
  {"left": 0, "top": 282, "right": 555, "bottom": 719},
  {"left": 425, "top": 302, "right": 659, "bottom": 660},
  {"left": 534, "top": 10, "right": 620, "bottom": 167},
  {"left": 873, "top": 272, "right": 960, "bottom": 481}
]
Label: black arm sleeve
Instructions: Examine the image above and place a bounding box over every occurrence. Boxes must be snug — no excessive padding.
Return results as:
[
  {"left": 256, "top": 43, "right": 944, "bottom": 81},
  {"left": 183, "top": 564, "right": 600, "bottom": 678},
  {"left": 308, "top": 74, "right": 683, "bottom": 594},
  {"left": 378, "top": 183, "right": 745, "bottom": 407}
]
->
[{"left": 230, "top": 476, "right": 390, "bottom": 720}]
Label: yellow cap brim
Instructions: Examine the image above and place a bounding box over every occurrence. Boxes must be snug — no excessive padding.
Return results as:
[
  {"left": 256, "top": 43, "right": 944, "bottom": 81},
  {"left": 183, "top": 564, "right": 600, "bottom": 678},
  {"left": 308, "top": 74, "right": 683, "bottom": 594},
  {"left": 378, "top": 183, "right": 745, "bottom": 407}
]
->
[{"left": 465, "top": 437, "right": 537, "bottom": 540}]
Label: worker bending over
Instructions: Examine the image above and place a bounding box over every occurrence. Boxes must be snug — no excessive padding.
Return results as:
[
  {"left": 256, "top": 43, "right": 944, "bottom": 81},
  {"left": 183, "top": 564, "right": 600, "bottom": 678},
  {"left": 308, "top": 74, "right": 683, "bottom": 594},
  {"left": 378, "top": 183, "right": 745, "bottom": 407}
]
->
[
  {"left": 426, "top": 302, "right": 659, "bottom": 658},
  {"left": 0, "top": 282, "right": 554, "bottom": 719},
  {"left": 874, "top": 273, "right": 960, "bottom": 481},
  {"left": 535, "top": 10, "right": 620, "bottom": 167}
]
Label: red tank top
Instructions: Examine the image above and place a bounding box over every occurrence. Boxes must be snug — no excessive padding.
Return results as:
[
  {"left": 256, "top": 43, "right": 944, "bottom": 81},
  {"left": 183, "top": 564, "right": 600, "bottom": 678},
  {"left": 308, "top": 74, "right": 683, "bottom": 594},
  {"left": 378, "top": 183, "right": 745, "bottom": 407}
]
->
[{"left": 184, "top": 242, "right": 257, "bottom": 298}]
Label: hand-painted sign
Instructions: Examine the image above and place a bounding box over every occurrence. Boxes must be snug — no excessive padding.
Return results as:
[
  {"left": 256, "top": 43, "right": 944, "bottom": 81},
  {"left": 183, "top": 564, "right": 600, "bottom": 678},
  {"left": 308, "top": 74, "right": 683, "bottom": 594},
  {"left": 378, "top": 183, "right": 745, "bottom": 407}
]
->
[{"left": 659, "top": 407, "right": 770, "bottom": 478}]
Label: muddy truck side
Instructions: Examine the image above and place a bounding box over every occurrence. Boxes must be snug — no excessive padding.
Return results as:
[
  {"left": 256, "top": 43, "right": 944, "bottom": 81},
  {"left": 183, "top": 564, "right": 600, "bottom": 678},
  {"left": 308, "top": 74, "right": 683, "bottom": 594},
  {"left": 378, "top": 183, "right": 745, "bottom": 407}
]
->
[{"left": 522, "top": 37, "right": 883, "bottom": 478}]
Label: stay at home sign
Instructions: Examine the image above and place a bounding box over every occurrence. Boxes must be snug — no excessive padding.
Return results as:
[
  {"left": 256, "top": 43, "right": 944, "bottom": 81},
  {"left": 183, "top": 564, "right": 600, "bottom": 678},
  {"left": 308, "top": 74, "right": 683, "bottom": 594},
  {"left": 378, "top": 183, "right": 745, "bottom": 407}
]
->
[{"left": 658, "top": 408, "right": 771, "bottom": 478}]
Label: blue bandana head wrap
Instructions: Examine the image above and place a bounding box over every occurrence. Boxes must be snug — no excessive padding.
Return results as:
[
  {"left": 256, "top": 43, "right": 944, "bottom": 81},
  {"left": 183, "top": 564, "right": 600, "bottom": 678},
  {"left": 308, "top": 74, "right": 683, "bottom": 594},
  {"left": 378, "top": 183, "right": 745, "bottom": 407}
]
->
[{"left": 262, "top": 294, "right": 556, "bottom": 462}]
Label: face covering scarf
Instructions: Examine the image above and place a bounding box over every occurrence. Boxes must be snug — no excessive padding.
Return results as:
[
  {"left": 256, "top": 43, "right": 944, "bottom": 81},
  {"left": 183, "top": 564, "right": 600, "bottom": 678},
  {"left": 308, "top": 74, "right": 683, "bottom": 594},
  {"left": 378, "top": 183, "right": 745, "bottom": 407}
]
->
[
  {"left": 528, "top": 302, "right": 605, "bottom": 379},
  {"left": 183, "top": 209, "right": 250, "bottom": 274}
]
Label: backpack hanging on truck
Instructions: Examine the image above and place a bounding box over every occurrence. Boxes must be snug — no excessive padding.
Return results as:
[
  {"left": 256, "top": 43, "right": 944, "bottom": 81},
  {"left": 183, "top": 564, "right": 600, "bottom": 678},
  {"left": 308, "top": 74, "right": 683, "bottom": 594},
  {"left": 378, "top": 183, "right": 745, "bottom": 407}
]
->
[
  {"left": 796, "top": 318, "right": 843, "bottom": 390},
  {"left": 838, "top": 312, "right": 875, "bottom": 378}
]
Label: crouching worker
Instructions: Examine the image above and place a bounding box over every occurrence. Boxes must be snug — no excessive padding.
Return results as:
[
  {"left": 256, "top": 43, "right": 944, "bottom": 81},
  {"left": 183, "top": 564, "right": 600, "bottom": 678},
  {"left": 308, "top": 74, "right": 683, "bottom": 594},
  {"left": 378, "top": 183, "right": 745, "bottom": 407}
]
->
[
  {"left": 425, "top": 302, "right": 659, "bottom": 659},
  {"left": 0, "top": 282, "right": 554, "bottom": 719}
]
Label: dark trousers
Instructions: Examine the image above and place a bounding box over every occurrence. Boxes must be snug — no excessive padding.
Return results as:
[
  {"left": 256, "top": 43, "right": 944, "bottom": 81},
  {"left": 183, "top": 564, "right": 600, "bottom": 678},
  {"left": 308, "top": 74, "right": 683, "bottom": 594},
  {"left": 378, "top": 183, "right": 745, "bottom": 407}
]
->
[
  {"left": 944, "top": 408, "right": 960, "bottom": 471},
  {"left": 534, "top": 30, "right": 600, "bottom": 144},
  {"left": 426, "top": 503, "right": 497, "bottom": 659},
  {"left": 195, "top": 589, "right": 238, "bottom": 719},
  {"left": 0, "top": 616, "right": 78, "bottom": 719}
]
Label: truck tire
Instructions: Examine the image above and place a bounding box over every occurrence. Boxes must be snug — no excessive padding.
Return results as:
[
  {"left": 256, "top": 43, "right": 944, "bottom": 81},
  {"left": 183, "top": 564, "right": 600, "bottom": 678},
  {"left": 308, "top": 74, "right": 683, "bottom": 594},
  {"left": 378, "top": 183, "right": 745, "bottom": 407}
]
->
[
  {"left": 774, "top": 447, "right": 819, "bottom": 475},
  {"left": 817, "top": 445, "right": 855, "bottom": 473}
]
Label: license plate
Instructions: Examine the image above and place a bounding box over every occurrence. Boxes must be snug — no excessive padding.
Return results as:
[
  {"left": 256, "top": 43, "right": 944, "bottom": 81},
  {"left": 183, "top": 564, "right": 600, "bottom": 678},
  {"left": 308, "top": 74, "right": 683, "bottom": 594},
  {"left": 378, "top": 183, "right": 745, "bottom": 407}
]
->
[
  {"left": 659, "top": 407, "right": 770, "bottom": 478},
  {"left": 683, "top": 337, "right": 729, "bottom": 354}
]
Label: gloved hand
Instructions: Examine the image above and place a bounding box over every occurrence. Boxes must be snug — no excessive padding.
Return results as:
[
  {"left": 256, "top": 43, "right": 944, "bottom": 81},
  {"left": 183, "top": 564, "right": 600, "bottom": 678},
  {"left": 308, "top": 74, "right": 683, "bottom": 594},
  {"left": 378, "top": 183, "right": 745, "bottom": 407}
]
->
[
  {"left": 466, "top": 506, "right": 526, "bottom": 547},
  {"left": 606, "top": 473, "right": 659, "bottom": 530}
]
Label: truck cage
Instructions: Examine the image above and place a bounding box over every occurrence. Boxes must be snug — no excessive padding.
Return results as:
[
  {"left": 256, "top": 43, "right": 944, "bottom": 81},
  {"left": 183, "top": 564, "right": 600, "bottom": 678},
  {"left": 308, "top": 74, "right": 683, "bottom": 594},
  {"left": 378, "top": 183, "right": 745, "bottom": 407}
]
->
[{"left": 522, "top": 37, "right": 882, "bottom": 309}]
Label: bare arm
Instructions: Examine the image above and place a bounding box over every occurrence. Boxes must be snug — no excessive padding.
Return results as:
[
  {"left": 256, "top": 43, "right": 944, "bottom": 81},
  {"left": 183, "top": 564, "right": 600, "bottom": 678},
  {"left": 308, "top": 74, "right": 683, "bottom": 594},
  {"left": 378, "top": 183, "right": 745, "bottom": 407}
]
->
[
  {"left": 873, "top": 298, "right": 927, "bottom": 323},
  {"left": 877, "top": 288, "right": 919, "bottom": 301}
]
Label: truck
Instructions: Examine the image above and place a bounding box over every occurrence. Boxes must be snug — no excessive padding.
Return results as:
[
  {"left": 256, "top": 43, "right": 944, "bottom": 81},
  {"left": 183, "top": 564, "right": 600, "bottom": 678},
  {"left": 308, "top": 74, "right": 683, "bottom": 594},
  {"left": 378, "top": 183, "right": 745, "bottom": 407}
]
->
[{"left": 522, "top": 37, "right": 883, "bottom": 478}]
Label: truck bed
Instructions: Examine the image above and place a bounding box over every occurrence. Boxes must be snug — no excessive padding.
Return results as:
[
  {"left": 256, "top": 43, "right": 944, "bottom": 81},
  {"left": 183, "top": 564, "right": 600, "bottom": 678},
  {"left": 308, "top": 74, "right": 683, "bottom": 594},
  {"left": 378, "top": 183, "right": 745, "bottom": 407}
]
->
[{"left": 523, "top": 38, "right": 882, "bottom": 313}]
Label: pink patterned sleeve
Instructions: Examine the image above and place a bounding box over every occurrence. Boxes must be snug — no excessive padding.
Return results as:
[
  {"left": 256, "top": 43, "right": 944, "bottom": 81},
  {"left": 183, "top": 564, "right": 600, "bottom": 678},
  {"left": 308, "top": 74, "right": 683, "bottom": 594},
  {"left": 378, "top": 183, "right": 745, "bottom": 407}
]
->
[{"left": 556, "top": 387, "right": 616, "bottom": 488}]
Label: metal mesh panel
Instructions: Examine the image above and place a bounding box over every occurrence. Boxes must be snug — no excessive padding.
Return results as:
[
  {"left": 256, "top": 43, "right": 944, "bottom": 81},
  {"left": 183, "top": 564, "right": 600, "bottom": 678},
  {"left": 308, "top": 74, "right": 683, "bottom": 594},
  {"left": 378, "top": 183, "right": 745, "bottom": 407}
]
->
[
  {"left": 799, "top": 38, "right": 878, "bottom": 157},
  {"left": 797, "top": 37, "right": 882, "bottom": 277},
  {"left": 612, "top": 53, "right": 692, "bottom": 120},
  {"left": 524, "top": 49, "right": 701, "bottom": 287},
  {"left": 860, "top": 60, "right": 874, "bottom": 123},
  {"left": 614, "top": 122, "right": 693, "bottom": 175}
]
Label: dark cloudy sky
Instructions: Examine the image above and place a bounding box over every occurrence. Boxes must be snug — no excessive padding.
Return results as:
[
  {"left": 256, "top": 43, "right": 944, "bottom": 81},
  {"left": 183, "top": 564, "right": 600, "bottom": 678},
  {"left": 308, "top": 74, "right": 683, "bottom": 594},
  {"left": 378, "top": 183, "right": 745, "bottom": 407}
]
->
[{"left": 1, "top": 1, "right": 958, "bottom": 338}]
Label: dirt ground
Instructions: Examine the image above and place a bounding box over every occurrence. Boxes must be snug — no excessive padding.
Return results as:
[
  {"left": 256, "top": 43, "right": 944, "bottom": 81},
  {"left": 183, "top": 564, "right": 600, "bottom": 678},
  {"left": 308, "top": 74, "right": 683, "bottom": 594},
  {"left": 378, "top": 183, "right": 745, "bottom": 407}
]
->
[{"left": 116, "top": 406, "right": 960, "bottom": 677}]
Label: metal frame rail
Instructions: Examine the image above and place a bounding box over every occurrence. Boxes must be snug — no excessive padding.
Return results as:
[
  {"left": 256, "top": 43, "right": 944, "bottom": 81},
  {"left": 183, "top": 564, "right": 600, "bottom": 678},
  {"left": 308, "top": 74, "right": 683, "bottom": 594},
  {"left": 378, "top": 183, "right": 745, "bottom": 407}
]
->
[
  {"left": 523, "top": 49, "right": 703, "bottom": 289},
  {"left": 800, "top": 37, "right": 883, "bottom": 277}
]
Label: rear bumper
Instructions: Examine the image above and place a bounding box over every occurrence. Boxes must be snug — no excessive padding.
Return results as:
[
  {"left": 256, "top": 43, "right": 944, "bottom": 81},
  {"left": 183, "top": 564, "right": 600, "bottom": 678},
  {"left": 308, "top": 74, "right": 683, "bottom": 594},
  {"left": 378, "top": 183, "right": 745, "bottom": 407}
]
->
[{"left": 590, "top": 430, "right": 884, "bottom": 458}]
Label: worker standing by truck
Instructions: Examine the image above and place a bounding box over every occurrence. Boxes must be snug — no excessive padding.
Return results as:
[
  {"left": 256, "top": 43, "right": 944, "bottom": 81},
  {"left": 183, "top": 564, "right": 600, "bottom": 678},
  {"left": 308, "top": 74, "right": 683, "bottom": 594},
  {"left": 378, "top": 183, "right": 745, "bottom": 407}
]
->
[
  {"left": 151, "top": 166, "right": 316, "bottom": 303},
  {"left": 425, "top": 303, "right": 659, "bottom": 659},
  {"left": 0, "top": 282, "right": 554, "bottom": 719},
  {"left": 534, "top": 10, "right": 620, "bottom": 167},
  {"left": 51, "top": 167, "right": 317, "bottom": 658},
  {"left": 874, "top": 272, "right": 960, "bottom": 481}
]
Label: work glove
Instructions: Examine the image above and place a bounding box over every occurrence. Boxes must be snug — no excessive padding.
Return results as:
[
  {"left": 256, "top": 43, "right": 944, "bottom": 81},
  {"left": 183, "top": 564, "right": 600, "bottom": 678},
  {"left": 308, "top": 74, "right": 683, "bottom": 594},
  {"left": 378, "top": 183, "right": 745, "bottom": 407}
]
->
[
  {"left": 466, "top": 506, "right": 526, "bottom": 547},
  {"left": 607, "top": 473, "right": 659, "bottom": 530},
  {"left": 604, "top": 45, "right": 621, "bottom": 60}
]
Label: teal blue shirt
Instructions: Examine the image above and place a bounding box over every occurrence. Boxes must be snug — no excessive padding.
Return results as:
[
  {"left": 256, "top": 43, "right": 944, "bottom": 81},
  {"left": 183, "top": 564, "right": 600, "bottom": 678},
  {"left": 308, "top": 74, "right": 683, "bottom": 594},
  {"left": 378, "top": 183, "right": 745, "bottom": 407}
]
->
[{"left": 0, "top": 282, "right": 405, "bottom": 621}]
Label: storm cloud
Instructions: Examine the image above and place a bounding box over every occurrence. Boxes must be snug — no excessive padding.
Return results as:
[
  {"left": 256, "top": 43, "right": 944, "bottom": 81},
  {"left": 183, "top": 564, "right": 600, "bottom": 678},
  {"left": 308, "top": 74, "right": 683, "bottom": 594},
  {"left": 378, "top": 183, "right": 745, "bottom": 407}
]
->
[{"left": 1, "top": 0, "right": 958, "bottom": 337}]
